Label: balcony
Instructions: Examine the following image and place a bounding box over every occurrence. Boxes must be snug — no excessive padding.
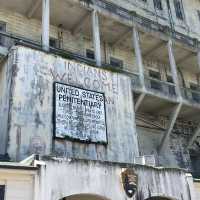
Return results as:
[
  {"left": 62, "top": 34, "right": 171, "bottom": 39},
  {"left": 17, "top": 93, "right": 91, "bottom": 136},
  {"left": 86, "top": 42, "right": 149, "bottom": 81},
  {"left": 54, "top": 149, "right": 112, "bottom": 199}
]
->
[
  {"left": 93, "top": 0, "right": 199, "bottom": 49},
  {"left": 178, "top": 87, "right": 200, "bottom": 122},
  {"left": 181, "top": 87, "right": 200, "bottom": 105},
  {"left": 144, "top": 76, "right": 177, "bottom": 100}
]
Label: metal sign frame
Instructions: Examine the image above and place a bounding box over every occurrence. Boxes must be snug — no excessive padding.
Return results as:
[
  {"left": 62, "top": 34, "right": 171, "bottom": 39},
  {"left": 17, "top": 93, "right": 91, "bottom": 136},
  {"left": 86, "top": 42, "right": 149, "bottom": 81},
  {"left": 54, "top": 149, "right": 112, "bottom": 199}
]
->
[{"left": 53, "top": 82, "right": 108, "bottom": 144}]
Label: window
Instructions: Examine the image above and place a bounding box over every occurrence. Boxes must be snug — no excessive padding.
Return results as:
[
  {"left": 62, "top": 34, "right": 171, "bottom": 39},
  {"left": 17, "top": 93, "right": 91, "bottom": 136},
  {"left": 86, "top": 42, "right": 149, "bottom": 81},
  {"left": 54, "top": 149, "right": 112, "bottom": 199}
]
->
[
  {"left": 110, "top": 57, "right": 123, "bottom": 68},
  {"left": 86, "top": 49, "right": 95, "bottom": 60},
  {"left": 0, "top": 185, "right": 5, "bottom": 200},
  {"left": 0, "top": 22, "right": 6, "bottom": 46},
  {"left": 190, "top": 83, "right": 200, "bottom": 103},
  {"left": 174, "top": 0, "right": 184, "bottom": 20},
  {"left": 49, "top": 37, "right": 58, "bottom": 48},
  {"left": 149, "top": 70, "right": 162, "bottom": 91},
  {"left": 167, "top": 75, "right": 176, "bottom": 96},
  {"left": 153, "top": 0, "right": 163, "bottom": 10}
]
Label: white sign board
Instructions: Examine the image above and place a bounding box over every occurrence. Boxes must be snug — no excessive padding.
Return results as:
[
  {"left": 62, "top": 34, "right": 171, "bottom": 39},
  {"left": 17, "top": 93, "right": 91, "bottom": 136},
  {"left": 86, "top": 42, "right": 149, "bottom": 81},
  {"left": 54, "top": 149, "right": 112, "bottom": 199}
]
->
[{"left": 54, "top": 82, "right": 107, "bottom": 143}]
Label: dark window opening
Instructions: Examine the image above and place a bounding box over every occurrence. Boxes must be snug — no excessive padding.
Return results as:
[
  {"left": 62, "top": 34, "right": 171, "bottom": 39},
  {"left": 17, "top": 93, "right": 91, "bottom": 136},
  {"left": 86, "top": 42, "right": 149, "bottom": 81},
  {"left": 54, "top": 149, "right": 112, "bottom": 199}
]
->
[
  {"left": 0, "top": 185, "right": 5, "bottom": 200},
  {"left": 190, "top": 150, "right": 200, "bottom": 179},
  {"left": 167, "top": 75, "right": 176, "bottom": 96},
  {"left": 0, "top": 22, "right": 6, "bottom": 46},
  {"left": 153, "top": 0, "right": 163, "bottom": 10},
  {"left": 149, "top": 70, "right": 162, "bottom": 91},
  {"left": 174, "top": 0, "right": 184, "bottom": 20},
  {"left": 110, "top": 57, "right": 123, "bottom": 68},
  {"left": 197, "top": 10, "right": 200, "bottom": 23},
  {"left": 86, "top": 49, "right": 95, "bottom": 60},
  {"left": 49, "top": 38, "right": 58, "bottom": 48},
  {"left": 190, "top": 83, "right": 200, "bottom": 103}
]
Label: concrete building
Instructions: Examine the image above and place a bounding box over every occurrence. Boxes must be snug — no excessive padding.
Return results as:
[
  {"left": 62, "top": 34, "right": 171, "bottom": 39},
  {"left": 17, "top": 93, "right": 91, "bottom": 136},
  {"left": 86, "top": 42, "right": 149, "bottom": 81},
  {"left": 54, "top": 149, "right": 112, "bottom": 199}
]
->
[{"left": 0, "top": 0, "right": 200, "bottom": 199}]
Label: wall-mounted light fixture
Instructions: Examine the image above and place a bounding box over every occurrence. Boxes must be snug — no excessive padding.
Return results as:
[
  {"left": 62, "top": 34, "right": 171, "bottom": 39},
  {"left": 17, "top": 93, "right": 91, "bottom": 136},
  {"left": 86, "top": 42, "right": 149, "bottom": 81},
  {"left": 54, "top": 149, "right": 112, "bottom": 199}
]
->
[{"left": 121, "top": 168, "right": 138, "bottom": 198}]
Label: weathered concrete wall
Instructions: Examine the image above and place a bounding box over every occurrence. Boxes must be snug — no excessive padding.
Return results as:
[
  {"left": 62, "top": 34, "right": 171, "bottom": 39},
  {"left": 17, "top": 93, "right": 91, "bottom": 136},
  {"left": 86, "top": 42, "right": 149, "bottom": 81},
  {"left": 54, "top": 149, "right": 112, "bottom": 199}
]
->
[
  {"left": 108, "top": 0, "right": 200, "bottom": 40},
  {"left": 137, "top": 119, "right": 192, "bottom": 170},
  {"left": 6, "top": 46, "right": 139, "bottom": 163},
  {"left": 0, "top": 51, "right": 14, "bottom": 155},
  {"left": 0, "top": 7, "right": 199, "bottom": 85},
  {"left": 194, "top": 181, "right": 200, "bottom": 200},
  {"left": 0, "top": 168, "right": 35, "bottom": 200},
  {"left": 0, "top": 8, "right": 137, "bottom": 74},
  {"left": 39, "top": 158, "right": 194, "bottom": 200}
]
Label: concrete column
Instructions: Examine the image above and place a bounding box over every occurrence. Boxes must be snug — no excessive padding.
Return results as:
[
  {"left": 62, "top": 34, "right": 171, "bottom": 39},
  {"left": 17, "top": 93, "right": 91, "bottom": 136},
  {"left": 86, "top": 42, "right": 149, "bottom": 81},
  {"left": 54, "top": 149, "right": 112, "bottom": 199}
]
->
[
  {"left": 92, "top": 10, "right": 101, "bottom": 66},
  {"left": 197, "top": 51, "right": 200, "bottom": 71},
  {"left": 135, "top": 93, "right": 145, "bottom": 112},
  {"left": 132, "top": 27, "right": 145, "bottom": 90},
  {"left": 167, "top": 40, "right": 181, "bottom": 97},
  {"left": 42, "top": 0, "right": 50, "bottom": 51},
  {"left": 158, "top": 103, "right": 182, "bottom": 153}
]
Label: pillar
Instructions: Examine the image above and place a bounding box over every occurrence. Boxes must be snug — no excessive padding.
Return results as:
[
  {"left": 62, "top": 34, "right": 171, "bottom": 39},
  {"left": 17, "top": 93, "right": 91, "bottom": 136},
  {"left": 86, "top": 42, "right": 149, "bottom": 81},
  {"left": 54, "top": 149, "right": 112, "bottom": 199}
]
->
[
  {"left": 42, "top": 0, "right": 50, "bottom": 51},
  {"left": 167, "top": 40, "right": 181, "bottom": 97},
  {"left": 92, "top": 10, "right": 101, "bottom": 66},
  {"left": 132, "top": 27, "right": 145, "bottom": 90}
]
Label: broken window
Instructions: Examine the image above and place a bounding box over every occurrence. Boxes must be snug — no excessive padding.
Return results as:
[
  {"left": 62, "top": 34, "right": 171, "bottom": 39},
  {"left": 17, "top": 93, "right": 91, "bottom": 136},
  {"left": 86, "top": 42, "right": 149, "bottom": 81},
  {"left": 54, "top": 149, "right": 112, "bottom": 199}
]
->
[
  {"left": 86, "top": 49, "right": 95, "bottom": 60},
  {"left": 0, "top": 22, "right": 6, "bottom": 46},
  {"left": 149, "top": 70, "right": 162, "bottom": 91},
  {"left": 153, "top": 0, "right": 163, "bottom": 10},
  {"left": 49, "top": 37, "right": 58, "bottom": 48},
  {"left": 174, "top": 0, "right": 184, "bottom": 20},
  {"left": 0, "top": 186, "right": 5, "bottom": 200},
  {"left": 110, "top": 57, "right": 123, "bottom": 68}
]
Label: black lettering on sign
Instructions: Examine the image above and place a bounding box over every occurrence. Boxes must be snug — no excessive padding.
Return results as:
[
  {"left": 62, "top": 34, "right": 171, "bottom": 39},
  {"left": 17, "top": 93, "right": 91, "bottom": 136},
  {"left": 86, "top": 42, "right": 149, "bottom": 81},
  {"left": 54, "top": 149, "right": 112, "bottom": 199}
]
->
[{"left": 53, "top": 82, "right": 107, "bottom": 144}]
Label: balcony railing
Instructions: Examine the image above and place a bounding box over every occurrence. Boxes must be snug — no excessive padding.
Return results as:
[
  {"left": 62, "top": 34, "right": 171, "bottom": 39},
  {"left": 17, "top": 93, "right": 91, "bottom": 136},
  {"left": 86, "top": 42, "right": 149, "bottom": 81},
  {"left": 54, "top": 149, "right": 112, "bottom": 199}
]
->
[
  {"left": 91, "top": 0, "right": 199, "bottom": 48},
  {"left": 181, "top": 87, "right": 200, "bottom": 104},
  {"left": 144, "top": 76, "right": 177, "bottom": 99}
]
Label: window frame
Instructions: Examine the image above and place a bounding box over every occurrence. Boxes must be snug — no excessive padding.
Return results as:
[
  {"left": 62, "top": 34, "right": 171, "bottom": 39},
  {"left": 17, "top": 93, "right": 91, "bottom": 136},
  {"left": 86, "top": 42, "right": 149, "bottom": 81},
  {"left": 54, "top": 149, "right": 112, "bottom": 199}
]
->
[
  {"left": 174, "top": 0, "right": 185, "bottom": 21},
  {"left": 153, "top": 0, "right": 163, "bottom": 11},
  {"left": 49, "top": 37, "right": 59, "bottom": 49},
  {"left": 86, "top": 49, "right": 95, "bottom": 60},
  {"left": 110, "top": 57, "right": 123, "bottom": 68},
  {"left": 0, "top": 22, "right": 6, "bottom": 46},
  {"left": 148, "top": 70, "right": 162, "bottom": 91}
]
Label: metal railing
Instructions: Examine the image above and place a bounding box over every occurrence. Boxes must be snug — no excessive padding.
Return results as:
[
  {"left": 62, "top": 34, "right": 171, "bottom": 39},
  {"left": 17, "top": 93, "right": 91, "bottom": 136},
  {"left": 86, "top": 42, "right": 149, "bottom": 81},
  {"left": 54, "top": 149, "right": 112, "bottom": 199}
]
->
[
  {"left": 91, "top": 0, "right": 199, "bottom": 48},
  {"left": 94, "top": 0, "right": 132, "bottom": 20},
  {"left": 144, "top": 76, "right": 177, "bottom": 98},
  {"left": 0, "top": 30, "right": 99, "bottom": 65},
  {"left": 0, "top": 31, "right": 142, "bottom": 82},
  {"left": 181, "top": 87, "right": 200, "bottom": 104}
]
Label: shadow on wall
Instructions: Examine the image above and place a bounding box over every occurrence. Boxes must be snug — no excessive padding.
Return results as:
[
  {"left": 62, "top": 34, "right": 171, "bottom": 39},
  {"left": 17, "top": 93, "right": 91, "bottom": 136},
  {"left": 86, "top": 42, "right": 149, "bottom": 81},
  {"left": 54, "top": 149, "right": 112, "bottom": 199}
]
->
[{"left": 60, "top": 194, "right": 111, "bottom": 200}]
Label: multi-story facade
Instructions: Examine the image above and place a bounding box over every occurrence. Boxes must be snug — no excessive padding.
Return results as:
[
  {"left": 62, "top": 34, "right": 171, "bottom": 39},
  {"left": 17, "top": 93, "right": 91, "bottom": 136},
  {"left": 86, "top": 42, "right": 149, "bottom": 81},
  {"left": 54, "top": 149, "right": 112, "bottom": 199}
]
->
[{"left": 0, "top": 0, "right": 200, "bottom": 199}]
